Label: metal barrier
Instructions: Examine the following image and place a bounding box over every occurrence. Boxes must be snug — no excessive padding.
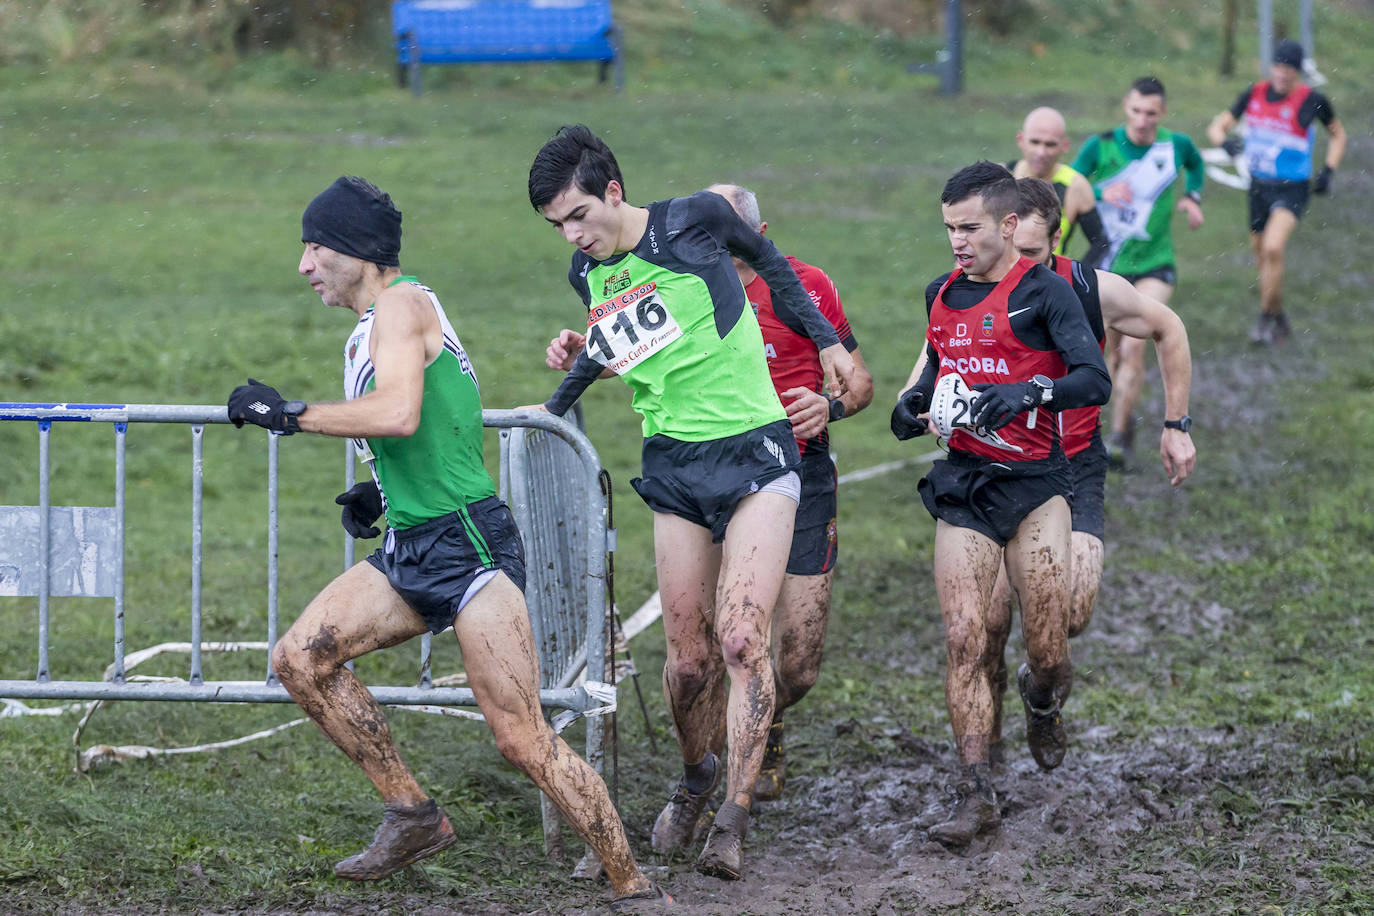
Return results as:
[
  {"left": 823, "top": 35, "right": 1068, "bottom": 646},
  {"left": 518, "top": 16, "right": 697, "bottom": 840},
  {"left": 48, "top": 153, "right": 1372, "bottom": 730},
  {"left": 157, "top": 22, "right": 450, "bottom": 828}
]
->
[{"left": 0, "top": 402, "right": 614, "bottom": 848}]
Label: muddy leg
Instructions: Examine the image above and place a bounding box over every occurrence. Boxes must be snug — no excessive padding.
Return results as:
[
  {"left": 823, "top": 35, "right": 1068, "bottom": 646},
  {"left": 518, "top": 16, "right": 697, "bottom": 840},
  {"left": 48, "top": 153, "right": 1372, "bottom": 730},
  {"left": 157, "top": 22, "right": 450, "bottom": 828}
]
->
[
  {"left": 457, "top": 573, "right": 650, "bottom": 899},
  {"left": 1006, "top": 496, "right": 1073, "bottom": 770},
  {"left": 986, "top": 558, "right": 1015, "bottom": 753},
  {"left": 272, "top": 561, "right": 432, "bottom": 805},
  {"left": 654, "top": 512, "right": 726, "bottom": 771},
  {"left": 772, "top": 569, "right": 833, "bottom": 713},
  {"left": 932, "top": 521, "right": 1003, "bottom": 766},
  {"left": 1068, "top": 532, "right": 1104, "bottom": 638},
  {"left": 714, "top": 490, "right": 795, "bottom": 808}
]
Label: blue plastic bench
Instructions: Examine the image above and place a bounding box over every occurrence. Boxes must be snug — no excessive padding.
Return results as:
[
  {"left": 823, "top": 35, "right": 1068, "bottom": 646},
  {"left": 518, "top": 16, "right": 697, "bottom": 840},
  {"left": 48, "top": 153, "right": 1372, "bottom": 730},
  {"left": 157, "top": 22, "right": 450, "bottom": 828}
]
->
[{"left": 392, "top": 0, "right": 624, "bottom": 95}]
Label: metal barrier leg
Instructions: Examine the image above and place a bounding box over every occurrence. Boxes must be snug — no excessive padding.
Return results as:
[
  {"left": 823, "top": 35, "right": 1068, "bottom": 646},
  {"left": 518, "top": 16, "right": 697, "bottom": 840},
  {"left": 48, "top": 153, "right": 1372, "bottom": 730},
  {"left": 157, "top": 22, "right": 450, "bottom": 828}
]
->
[
  {"left": 37, "top": 421, "right": 51, "bottom": 683},
  {"left": 190, "top": 424, "right": 204, "bottom": 685},
  {"left": 266, "top": 433, "right": 279, "bottom": 685},
  {"left": 113, "top": 423, "right": 127, "bottom": 683}
]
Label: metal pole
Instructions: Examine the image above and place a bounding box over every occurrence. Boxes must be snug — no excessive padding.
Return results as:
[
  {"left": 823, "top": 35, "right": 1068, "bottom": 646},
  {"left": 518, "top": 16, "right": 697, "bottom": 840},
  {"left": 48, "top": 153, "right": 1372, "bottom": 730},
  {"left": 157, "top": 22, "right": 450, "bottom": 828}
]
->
[
  {"left": 36, "top": 421, "right": 51, "bottom": 683},
  {"left": 112, "top": 423, "right": 127, "bottom": 683},
  {"left": 190, "top": 424, "right": 205, "bottom": 685},
  {"left": 942, "top": 0, "right": 963, "bottom": 96},
  {"left": 1258, "top": 0, "right": 1274, "bottom": 75},
  {"left": 1300, "top": 0, "right": 1313, "bottom": 64},
  {"left": 419, "top": 632, "right": 433, "bottom": 689},
  {"left": 266, "top": 433, "right": 279, "bottom": 684}
]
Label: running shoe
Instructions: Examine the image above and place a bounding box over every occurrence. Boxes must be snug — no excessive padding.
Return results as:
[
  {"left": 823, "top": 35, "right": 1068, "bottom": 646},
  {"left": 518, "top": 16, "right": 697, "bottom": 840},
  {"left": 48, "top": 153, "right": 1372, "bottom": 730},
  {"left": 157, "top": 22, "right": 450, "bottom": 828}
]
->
[
  {"left": 929, "top": 763, "right": 1000, "bottom": 847},
  {"left": 1270, "top": 311, "right": 1291, "bottom": 345},
  {"left": 1017, "top": 663, "right": 1067, "bottom": 771},
  {"left": 694, "top": 800, "right": 749, "bottom": 880},
  {"left": 650, "top": 752, "right": 720, "bottom": 853},
  {"left": 333, "top": 799, "right": 456, "bottom": 880},
  {"left": 752, "top": 720, "right": 786, "bottom": 802}
]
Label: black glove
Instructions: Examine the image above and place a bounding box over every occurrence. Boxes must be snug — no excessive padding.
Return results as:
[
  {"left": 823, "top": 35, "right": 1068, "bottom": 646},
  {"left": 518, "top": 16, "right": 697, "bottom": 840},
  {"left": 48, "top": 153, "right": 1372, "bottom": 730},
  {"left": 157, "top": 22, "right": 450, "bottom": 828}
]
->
[
  {"left": 890, "top": 387, "right": 931, "bottom": 441},
  {"left": 1313, "top": 166, "right": 1333, "bottom": 195},
  {"left": 336, "top": 480, "right": 385, "bottom": 539},
  {"left": 227, "top": 379, "right": 303, "bottom": 434},
  {"left": 970, "top": 382, "right": 1041, "bottom": 431},
  {"left": 1220, "top": 136, "right": 1244, "bottom": 158}
]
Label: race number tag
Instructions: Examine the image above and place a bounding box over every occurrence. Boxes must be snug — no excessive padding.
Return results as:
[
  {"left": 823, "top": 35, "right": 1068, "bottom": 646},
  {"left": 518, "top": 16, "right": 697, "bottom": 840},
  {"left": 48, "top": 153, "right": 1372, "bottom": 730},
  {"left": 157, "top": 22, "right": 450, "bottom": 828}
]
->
[
  {"left": 931, "top": 373, "right": 1025, "bottom": 454},
  {"left": 585, "top": 282, "right": 682, "bottom": 373}
]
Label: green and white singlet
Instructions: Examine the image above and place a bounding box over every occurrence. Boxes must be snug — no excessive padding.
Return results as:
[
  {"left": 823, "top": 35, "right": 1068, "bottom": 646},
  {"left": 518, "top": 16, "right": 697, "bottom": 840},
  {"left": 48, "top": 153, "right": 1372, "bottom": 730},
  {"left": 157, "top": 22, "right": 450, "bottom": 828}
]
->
[
  {"left": 1073, "top": 127, "right": 1204, "bottom": 276},
  {"left": 344, "top": 276, "right": 495, "bottom": 529}
]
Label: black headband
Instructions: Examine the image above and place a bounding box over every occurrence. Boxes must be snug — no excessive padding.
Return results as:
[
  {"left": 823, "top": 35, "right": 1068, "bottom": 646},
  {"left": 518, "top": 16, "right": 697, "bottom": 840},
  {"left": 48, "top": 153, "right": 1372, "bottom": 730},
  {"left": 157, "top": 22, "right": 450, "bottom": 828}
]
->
[{"left": 301, "top": 176, "right": 402, "bottom": 267}]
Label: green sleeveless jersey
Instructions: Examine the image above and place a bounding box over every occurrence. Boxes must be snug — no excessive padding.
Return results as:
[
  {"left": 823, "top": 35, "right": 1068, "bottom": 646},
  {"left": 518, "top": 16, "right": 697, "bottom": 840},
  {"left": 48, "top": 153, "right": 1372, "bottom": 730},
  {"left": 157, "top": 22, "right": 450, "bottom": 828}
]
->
[
  {"left": 344, "top": 276, "right": 495, "bottom": 529},
  {"left": 1072, "top": 127, "right": 1204, "bottom": 276}
]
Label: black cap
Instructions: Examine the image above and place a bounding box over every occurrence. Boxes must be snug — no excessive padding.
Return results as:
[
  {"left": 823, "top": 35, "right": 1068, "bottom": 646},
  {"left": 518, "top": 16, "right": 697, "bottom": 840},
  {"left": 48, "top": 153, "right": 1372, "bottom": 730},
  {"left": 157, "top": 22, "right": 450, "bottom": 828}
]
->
[
  {"left": 1273, "top": 39, "right": 1304, "bottom": 69},
  {"left": 301, "top": 176, "right": 402, "bottom": 267}
]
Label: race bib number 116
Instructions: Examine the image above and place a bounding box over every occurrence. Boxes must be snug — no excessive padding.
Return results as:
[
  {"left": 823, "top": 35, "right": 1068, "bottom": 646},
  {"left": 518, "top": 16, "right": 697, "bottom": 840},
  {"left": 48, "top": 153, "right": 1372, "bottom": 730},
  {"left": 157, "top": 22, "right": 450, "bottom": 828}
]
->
[{"left": 585, "top": 282, "right": 682, "bottom": 373}]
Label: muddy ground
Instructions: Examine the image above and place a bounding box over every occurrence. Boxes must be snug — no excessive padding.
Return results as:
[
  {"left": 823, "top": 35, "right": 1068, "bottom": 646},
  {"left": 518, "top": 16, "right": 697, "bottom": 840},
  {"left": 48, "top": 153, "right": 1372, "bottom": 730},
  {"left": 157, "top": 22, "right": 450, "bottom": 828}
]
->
[{"left": 23, "top": 318, "right": 1367, "bottom": 915}]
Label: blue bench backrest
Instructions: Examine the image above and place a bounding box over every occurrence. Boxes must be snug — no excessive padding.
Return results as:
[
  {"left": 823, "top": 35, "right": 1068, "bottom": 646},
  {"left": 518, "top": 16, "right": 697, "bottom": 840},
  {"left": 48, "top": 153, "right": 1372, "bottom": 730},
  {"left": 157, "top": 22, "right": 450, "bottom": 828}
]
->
[{"left": 393, "top": 0, "right": 617, "bottom": 64}]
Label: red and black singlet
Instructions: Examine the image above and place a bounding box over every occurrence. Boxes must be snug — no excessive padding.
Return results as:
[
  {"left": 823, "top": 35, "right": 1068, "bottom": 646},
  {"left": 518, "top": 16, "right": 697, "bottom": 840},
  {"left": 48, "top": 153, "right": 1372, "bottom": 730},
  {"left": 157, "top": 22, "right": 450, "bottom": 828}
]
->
[
  {"left": 927, "top": 256, "right": 1067, "bottom": 462},
  {"left": 1048, "top": 254, "right": 1106, "bottom": 458},
  {"left": 745, "top": 256, "right": 856, "bottom": 455}
]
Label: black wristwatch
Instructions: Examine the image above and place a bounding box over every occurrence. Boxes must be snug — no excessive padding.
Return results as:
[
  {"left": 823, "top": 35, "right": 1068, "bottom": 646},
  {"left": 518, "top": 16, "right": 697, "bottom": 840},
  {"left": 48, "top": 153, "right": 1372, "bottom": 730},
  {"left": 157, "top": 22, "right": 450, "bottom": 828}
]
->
[
  {"left": 828, "top": 397, "right": 847, "bottom": 422},
  {"left": 1163, "top": 415, "right": 1192, "bottom": 432},
  {"left": 1030, "top": 374, "right": 1054, "bottom": 404}
]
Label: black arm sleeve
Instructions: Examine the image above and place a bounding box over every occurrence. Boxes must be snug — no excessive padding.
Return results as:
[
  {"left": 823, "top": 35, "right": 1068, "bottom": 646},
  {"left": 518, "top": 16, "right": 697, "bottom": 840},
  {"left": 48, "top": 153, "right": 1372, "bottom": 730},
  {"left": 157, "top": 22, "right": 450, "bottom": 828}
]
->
[
  {"left": 907, "top": 275, "right": 948, "bottom": 399},
  {"left": 1039, "top": 275, "right": 1111, "bottom": 410},
  {"left": 1076, "top": 207, "right": 1111, "bottom": 269},
  {"left": 689, "top": 191, "right": 840, "bottom": 349},
  {"left": 543, "top": 351, "right": 604, "bottom": 417},
  {"left": 1306, "top": 91, "right": 1337, "bottom": 127},
  {"left": 1229, "top": 86, "right": 1253, "bottom": 119},
  {"left": 910, "top": 348, "right": 939, "bottom": 399}
]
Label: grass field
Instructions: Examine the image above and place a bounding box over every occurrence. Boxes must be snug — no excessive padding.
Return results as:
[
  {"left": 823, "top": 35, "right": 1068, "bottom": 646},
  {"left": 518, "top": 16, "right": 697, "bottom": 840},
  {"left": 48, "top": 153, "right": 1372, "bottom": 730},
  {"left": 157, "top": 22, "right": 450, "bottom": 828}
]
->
[{"left": 1, "top": 1, "right": 1372, "bottom": 912}]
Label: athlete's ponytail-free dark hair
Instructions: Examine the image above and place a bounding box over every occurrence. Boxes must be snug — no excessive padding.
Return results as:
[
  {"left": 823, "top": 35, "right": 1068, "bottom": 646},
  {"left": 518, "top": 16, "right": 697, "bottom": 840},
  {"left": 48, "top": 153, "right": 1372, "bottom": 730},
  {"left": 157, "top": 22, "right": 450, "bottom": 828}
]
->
[
  {"left": 941, "top": 161, "right": 1019, "bottom": 221},
  {"left": 528, "top": 125, "right": 626, "bottom": 211},
  {"left": 1131, "top": 75, "right": 1166, "bottom": 100},
  {"left": 1015, "top": 177, "right": 1062, "bottom": 236}
]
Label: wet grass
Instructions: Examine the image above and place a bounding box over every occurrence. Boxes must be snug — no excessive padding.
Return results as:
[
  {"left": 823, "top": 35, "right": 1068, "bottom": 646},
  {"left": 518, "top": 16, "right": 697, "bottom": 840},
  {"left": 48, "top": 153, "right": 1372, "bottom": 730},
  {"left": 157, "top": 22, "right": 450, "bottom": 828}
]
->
[{"left": 2, "top": 1, "right": 1373, "bottom": 912}]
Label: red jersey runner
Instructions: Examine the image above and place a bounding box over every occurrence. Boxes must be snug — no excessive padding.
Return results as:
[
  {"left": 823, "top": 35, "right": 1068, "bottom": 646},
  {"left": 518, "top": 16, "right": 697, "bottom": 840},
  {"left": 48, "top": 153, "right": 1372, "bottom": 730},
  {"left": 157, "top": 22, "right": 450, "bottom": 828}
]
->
[
  {"left": 1243, "top": 81, "right": 1315, "bottom": 182},
  {"left": 1049, "top": 254, "right": 1106, "bottom": 458},
  {"left": 745, "top": 256, "right": 855, "bottom": 455},
  {"left": 927, "top": 256, "right": 1067, "bottom": 462}
]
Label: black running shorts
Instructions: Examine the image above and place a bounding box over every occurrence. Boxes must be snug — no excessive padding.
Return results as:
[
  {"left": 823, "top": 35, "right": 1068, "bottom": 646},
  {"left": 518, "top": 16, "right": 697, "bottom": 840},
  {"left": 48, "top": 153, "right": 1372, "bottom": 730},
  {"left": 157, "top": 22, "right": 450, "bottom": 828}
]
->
[
  {"left": 1068, "top": 433, "right": 1108, "bottom": 540},
  {"left": 1248, "top": 179, "right": 1309, "bottom": 233},
  {"left": 1120, "top": 264, "right": 1177, "bottom": 287},
  {"left": 632, "top": 418, "right": 801, "bottom": 543},
  {"left": 366, "top": 496, "right": 527, "bottom": 635},
  {"left": 786, "top": 447, "right": 838, "bottom": 576},
  {"left": 918, "top": 447, "right": 1073, "bottom": 546}
]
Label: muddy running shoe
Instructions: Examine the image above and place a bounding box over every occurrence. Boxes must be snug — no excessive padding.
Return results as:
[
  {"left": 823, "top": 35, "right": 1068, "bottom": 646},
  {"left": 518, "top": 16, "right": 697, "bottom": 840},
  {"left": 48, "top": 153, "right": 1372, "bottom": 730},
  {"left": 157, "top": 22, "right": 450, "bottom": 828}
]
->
[
  {"left": 1017, "top": 663, "right": 1068, "bottom": 771},
  {"left": 929, "top": 763, "right": 1000, "bottom": 847},
  {"left": 1107, "top": 422, "right": 1135, "bottom": 471},
  {"left": 1250, "top": 311, "right": 1275, "bottom": 345},
  {"left": 650, "top": 752, "right": 721, "bottom": 853},
  {"left": 333, "top": 799, "right": 456, "bottom": 880},
  {"left": 1270, "top": 311, "right": 1291, "bottom": 345},
  {"left": 609, "top": 880, "right": 675, "bottom": 912},
  {"left": 752, "top": 720, "right": 786, "bottom": 802},
  {"left": 695, "top": 801, "right": 749, "bottom": 880}
]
